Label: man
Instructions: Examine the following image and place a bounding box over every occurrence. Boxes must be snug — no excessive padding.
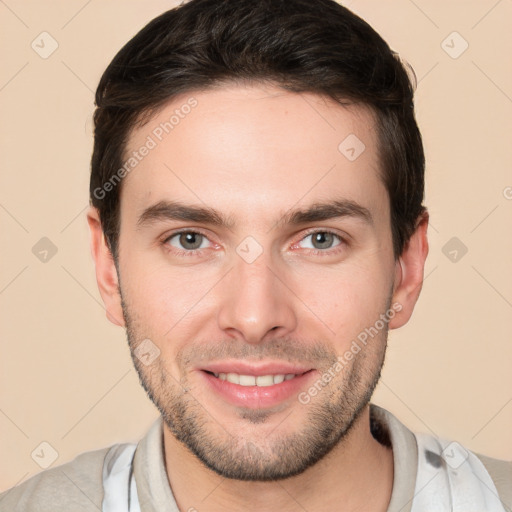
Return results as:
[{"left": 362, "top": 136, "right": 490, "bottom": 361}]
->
[{"left": 1, "top": 0, "right": 510, "bottom": 510}]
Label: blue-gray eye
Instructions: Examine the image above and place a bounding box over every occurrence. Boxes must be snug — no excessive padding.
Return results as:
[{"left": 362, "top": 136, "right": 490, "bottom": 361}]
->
[
  {"left": 299, "top": 231, "right": 342, "bottom": 250},
  {"left": 167, "top": 232, "right": 210, "bottom": 251}
]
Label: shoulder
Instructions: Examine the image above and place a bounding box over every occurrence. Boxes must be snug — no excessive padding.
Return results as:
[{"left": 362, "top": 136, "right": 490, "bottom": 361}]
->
[
  {"left": 370, "top": 404, "right": 512, "bottom": 509},
  {"left": 474, "top": 452, "right": 512, "bottom": 508},
  {"left": 0, "top": 446, "right": 111, "bottom": 512}
]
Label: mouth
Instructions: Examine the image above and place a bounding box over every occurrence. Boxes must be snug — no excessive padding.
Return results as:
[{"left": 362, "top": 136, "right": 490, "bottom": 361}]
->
[
  {"left": 198, "top": 366, "right": 316, "bottom": 409},
  {"left": 205, "top": 370, "right": 308, "bottom": 386}
]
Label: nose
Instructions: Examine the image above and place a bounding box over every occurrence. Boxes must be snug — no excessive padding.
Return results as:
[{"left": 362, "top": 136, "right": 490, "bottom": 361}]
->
[{"left": 216, "top": 253, "right": 298, "bottom": 344}]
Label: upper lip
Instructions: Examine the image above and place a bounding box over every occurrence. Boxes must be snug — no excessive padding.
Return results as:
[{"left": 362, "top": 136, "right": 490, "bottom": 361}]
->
[{"left": 199, "top": 361, "right": 313, "bottom": 376}]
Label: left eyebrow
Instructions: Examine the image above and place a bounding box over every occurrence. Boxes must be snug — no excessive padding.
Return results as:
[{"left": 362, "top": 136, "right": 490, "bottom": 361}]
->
[{"left": 276, "top": 199, "right": 374, "bottom": 229}]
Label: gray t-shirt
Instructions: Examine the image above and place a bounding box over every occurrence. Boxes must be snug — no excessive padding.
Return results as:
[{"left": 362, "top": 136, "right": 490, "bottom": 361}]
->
[{"left": 1, "top": 404, "right": 510, "bottom": 511}]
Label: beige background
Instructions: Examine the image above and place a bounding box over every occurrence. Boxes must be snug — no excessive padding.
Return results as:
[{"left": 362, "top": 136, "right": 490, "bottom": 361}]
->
[{"left": 1, "top": 0, "right": 511, "bottom": 491}]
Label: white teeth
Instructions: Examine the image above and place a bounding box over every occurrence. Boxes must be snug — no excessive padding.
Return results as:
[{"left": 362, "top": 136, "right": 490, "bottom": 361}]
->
[
  {"left": 239, "top": 375, "right": 256, "bottom": 386},
  {"left": 256, "top": 375, "right": 274, "bottom": 387},
  {"left": 226, "top": 373, "right": 239, "bottom": 384},
  {"left": 214, "top": 372, "right": 298, "bottom": 386}
]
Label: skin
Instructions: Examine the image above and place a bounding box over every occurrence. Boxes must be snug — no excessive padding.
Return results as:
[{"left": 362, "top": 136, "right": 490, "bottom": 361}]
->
[{"left": 88, "top": 84, "right": 429, "bottom": 511}]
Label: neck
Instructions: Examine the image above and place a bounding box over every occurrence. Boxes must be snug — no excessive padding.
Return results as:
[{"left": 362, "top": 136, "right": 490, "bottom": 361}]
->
[{"left": 163, "top": 404, "right": 394, "bottom": 512}]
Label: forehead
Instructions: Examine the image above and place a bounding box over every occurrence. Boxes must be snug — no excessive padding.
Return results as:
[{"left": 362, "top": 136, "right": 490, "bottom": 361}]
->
[{"left": 121, "top": 84, "right": 388, "bottom": 227}]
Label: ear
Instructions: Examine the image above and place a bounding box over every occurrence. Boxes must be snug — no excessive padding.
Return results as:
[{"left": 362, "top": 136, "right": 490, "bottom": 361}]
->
[
  {"left": 389, "top": 210, "right": 429, "bottom": 329},
  {"left": 86, "top": 206, "right": 125, "bottom": 327}
]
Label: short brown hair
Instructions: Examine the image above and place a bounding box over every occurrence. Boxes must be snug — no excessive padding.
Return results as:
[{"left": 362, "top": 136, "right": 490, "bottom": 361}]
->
[{"left": 90, "top": 0, "right": 426, "bottom": 260}]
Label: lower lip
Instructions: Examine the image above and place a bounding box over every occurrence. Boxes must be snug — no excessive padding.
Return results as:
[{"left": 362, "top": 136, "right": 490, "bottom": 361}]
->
[{"left": 199, "top": 370, "right": 316, "bottom": 409}]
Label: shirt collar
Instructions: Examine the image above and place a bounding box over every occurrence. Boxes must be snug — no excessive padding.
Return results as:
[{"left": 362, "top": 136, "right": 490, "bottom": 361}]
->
[{"left": 133, "top": 403, "right": 419, "bottom": 512}]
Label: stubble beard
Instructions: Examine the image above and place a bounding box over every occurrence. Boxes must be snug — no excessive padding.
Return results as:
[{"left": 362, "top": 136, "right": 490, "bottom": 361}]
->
[{"left": 121, "top": 293, "right": 389, "bottom": 481}]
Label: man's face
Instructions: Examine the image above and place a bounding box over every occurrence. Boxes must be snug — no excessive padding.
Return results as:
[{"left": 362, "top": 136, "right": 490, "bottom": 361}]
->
[{"left": 117, "top": 84, "right": 398, "bottom": 480}]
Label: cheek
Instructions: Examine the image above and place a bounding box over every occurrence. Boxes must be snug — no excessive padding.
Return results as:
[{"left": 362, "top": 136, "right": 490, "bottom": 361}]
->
[
  {"left": 120, "top": 256, "right": 220, "bottom": 333},
  {"left": 299, "top": 261, "right": 392, "bottom": 338}
]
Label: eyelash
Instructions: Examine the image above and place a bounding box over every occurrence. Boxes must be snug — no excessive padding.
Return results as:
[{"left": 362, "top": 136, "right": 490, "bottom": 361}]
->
[
  {"left": 161, "top": 229, "right": 348, "bottom": 258},
  {"left": 161, "top": 229, "right": 213, "bottom": 258}
]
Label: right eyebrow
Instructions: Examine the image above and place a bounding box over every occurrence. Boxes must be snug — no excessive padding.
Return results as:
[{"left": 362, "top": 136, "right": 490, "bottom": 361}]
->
[{"left": 136, "top": 200, "right": 236, "bottom": 230}]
